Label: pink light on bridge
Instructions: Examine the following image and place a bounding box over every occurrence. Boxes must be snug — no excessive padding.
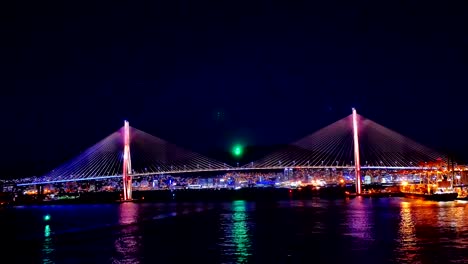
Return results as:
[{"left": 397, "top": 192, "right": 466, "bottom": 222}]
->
[
  {"left": 352, "top": 108, "right": 362, "bottom": 194},
  {"left": 122, "top": 120, "right": 132, "bottom": 200}
]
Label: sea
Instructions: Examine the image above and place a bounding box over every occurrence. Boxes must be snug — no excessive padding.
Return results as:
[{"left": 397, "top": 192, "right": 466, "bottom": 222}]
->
[{"left": 1, "top": 197, "right": 468, "bottom": 263}]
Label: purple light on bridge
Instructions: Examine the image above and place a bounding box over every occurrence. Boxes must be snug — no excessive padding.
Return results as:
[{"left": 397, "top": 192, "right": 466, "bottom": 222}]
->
[{"left": 352, "top": 108, "right": 362, "bottom": 194}]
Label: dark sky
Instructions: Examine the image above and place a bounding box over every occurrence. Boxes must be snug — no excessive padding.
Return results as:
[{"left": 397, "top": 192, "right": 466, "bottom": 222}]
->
[{"left": 1, "top": 0, "right": 468, "bottom": 178}]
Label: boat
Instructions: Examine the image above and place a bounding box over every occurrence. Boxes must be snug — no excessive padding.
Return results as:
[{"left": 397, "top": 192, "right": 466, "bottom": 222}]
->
[
  {"left": 345, "top": 189, "right": 403, "bottom": 198},
  {"left": 402, "top": 189, "right": 458, "bottom": 201},
  {"left": 400, "top": 181, "right": 458, "bottom": 201}
]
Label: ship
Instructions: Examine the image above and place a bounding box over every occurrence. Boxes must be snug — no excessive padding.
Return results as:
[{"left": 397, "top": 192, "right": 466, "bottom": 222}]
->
[{"left": 400, "top": 180, "right": 458, "bottom": 201}]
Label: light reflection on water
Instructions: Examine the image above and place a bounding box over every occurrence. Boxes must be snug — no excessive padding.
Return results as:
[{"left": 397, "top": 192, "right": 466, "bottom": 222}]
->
[
  {"left": 111, "top": 202, "right": 142, "bottom": 264},
  {"left": 219, "top": 200, "right": 253, "bottom": 264},
  {"left": 345, "top": 197, "right": 374, "bottom": 241},
  {"left": 394, "top": 200, "right": 468, "bottom": 264},
  {"left": 6, "top": 198, "right": 467, "bottom": 263},
  {"left": 396, "top": 201, "right": 420, "bottom": 263},
  {"left": 42, "top": 224, "right": 54, "bottom": 264}
]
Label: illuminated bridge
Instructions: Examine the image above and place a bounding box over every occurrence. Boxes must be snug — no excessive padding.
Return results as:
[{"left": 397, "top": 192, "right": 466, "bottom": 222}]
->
[{"left": 15, "top": 109, "right": 445, "bottom": 199}]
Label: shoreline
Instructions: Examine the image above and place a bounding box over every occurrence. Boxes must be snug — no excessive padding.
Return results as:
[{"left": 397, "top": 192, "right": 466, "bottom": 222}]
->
[{"left": 6, "top": 185, "right": 404, "bottom": 206}]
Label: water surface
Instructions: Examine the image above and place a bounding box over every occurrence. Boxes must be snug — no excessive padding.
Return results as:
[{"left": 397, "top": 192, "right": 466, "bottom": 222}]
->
[{"left": 2, "top": 198, "right": 468, "bottom": 263}]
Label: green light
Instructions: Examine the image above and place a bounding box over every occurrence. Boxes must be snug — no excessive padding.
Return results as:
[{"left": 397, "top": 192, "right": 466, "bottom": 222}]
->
[
  {"left": 232, "top": 144, "right": 244, "bottom": 158},
  {"left": 44, "top": 225, "right": 51, "bottom": 237},
  {"left": 43, "top": 214, "right": 51, "bottom": 221},
  {"left": 231, "top": 200, "right": 250, "bottom": 262}
]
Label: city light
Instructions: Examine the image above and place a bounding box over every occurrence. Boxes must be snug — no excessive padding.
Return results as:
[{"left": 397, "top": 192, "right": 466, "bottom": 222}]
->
[{"left": 43, "top": 214, "right": 51, "bottom": 221}]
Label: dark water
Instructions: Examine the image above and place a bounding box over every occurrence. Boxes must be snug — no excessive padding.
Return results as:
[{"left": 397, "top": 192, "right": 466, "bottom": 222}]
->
[{"left": 2, "top": 198, "right": 468, "bottom": 263}]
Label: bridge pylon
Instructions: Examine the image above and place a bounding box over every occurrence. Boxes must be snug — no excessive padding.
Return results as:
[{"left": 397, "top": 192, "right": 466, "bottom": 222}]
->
[
  {"left": 122, "top": 120, "right": 132, "bottom": 200},
  {"left": 352, "top": 108, "right": 362, "bottom": 194}
]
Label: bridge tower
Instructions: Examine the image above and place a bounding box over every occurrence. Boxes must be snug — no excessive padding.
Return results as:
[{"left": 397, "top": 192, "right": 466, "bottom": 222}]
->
[
  {"left": 352, "top": 108, "right": 362, "bottom": 194},
  {"left": 122, "top": 120, "right": 133, "bottom": 200}
]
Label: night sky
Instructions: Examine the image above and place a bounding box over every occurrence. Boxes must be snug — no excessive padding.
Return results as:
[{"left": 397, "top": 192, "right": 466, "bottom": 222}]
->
[{"left": 1, "top": 0, "right": 468, "bottom": 178}]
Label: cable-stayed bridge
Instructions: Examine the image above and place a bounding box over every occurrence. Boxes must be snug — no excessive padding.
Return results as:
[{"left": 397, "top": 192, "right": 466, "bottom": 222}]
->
[
  {"left": 19, "top": 125, "right": 234, "bottom": 182},
  {"left": 15, "top": 109, "right": 445, "bottom": 198},
  {"left": 243, "top": 111, "right": 444, "bottom": 170}
]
